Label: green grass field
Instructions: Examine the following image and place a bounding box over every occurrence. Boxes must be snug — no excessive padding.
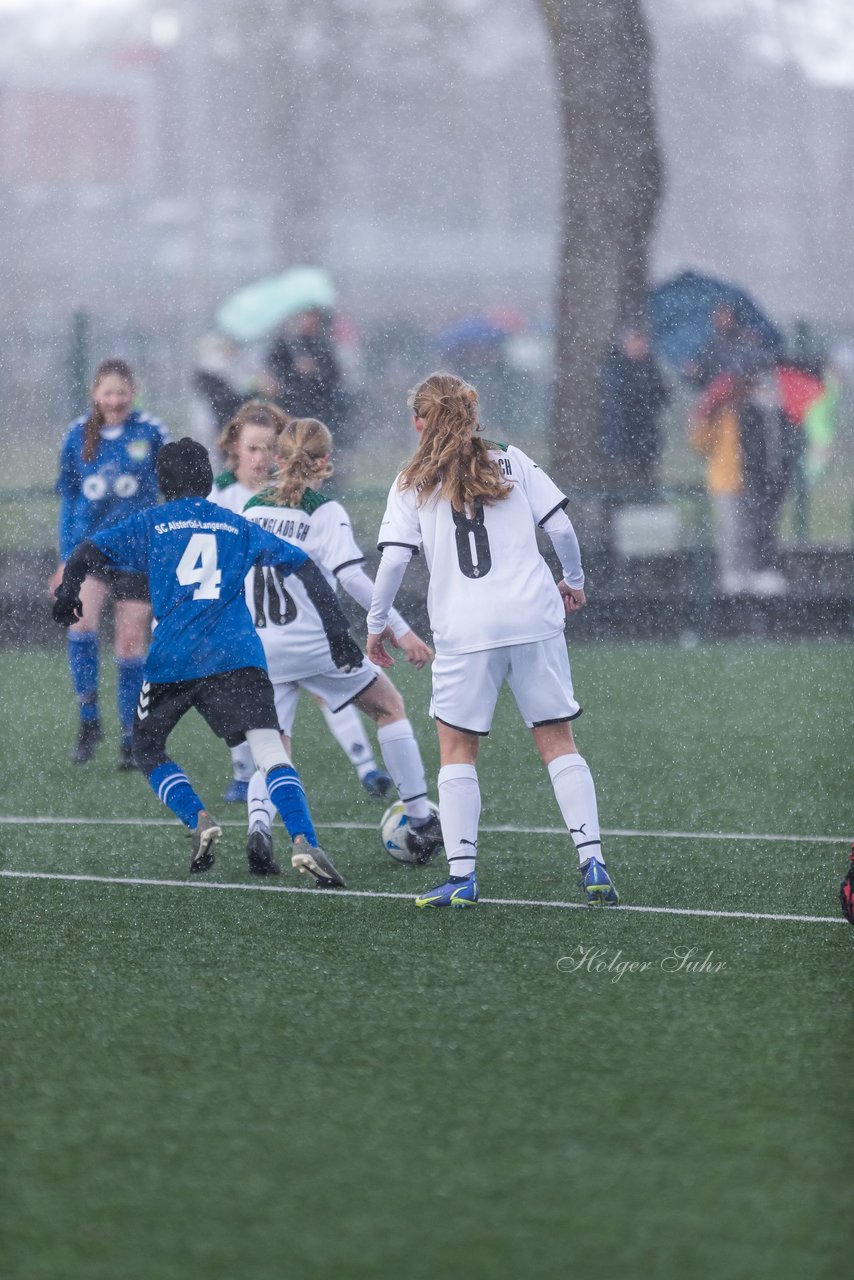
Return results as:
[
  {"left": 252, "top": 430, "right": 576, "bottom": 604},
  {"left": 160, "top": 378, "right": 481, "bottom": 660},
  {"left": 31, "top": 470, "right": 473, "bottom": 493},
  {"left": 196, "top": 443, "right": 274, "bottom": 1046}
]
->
[{"left": 1, "top": 640, "right": 852, "bottom": 1280}]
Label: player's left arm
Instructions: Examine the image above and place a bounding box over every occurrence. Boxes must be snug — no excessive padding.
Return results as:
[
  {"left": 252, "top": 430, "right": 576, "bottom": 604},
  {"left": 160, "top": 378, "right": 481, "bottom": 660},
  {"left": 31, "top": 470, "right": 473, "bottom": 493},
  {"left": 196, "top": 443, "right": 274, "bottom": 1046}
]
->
[
  {"left": 541, "top": 508, "right": 586, "bottom": 612},
  {"left": 294, "top": 557, "right": 363, "bottom": 671},
  {"left": 252, "top": 524, "right": 362, "bottom": 671},
  {"left": 513, "top": 446, "right": 586, "bottom": 612}
]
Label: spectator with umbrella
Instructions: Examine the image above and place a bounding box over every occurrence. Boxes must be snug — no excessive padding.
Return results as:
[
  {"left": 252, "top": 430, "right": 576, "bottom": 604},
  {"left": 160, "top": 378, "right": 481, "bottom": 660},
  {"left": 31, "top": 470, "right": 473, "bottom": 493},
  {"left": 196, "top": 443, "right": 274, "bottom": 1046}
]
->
[{"left": 649, "top": 271, "right": 790, "bottom": 593}]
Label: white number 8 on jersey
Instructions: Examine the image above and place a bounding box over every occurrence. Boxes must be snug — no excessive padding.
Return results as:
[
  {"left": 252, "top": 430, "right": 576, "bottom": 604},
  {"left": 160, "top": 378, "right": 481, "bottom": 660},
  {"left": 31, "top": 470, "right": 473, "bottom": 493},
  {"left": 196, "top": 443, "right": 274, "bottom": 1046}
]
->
[{"left": 176, "top": 533, "right": 222, "bottom": 600}]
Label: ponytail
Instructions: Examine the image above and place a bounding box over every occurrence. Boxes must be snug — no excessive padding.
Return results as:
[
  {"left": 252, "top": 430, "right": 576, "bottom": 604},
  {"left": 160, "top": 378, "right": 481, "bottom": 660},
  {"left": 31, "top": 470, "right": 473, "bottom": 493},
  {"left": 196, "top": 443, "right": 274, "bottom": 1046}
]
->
[
  {"left": 273, "top": 418, "right": 334, "bottom": 507},
  {"left": 400, "top": 371, "right": 508, "bottom": 510}
]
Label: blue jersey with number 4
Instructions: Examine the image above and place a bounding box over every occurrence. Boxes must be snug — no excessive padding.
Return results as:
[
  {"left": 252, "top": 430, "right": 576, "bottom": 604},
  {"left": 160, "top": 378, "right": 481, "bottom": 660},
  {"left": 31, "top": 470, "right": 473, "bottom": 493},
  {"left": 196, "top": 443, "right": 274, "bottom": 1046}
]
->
[{"left": 92, "top": 497, "right": 308, "bottom": 683}]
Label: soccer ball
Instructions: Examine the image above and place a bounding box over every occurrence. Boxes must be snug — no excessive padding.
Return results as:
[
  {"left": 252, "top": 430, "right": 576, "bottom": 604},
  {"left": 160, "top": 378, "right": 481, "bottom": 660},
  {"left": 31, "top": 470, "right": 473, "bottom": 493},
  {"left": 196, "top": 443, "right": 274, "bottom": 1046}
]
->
[{"left": 380, "top": 799, "right": 441, "bottom": 865}]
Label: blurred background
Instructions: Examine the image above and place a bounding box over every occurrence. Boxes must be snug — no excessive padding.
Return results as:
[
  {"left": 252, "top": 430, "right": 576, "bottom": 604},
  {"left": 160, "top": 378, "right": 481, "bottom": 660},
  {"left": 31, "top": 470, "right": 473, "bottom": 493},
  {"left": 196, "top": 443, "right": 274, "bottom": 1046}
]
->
[{"left": 1, "top": 0, "right": 853, "bottom": 630}]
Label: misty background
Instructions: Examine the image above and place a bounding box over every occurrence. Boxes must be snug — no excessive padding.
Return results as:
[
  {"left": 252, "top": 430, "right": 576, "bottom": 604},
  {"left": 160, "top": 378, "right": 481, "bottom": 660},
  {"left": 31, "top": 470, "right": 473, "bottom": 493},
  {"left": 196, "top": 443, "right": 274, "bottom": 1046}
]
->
[{"left": 1, "top": 0, "right": 853, "bottom": 512}]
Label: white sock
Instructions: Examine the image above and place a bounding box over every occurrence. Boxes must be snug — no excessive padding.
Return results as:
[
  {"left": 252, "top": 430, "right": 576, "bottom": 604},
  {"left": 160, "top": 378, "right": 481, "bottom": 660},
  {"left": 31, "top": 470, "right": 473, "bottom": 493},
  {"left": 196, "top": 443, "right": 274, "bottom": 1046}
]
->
[
  {"left": 247, "top": 768, "right": 275, "bottom": 834},
  {"left": 377, "top": 719, "right": 430, "bottom": 820},
  {"left": 320, "top": 702, "right": 377, "bottom": 779},
  {"left": 230, "top": 740, "right": 255, "bottom": 783},
  {"left": 547, "top": 754, "right": 603, "bottom": 865},
  {"left": 438, "top": 763, "right": 480, "bottom": 877}
]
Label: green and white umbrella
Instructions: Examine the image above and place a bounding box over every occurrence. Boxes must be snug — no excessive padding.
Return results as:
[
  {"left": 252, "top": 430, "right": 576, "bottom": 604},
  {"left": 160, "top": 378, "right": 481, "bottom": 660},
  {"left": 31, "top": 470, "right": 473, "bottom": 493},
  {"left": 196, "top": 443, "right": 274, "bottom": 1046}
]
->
[{"left": 216, "top": 267, "right": 336, "bottom": 343}]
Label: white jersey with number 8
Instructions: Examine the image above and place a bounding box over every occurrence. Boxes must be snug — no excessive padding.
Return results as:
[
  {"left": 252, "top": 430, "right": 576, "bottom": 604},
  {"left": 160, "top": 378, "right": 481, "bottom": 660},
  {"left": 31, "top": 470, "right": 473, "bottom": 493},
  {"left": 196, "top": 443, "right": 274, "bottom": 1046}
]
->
[{"left": 377, "top": 443, "right": 568, "bottom": 655}]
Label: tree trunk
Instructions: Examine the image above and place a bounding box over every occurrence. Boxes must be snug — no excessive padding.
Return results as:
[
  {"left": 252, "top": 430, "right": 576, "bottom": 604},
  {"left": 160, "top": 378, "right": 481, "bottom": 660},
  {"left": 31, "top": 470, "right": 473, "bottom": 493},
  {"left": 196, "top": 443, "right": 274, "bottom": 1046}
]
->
[{"left": 539, "top": 0, "right": 663, "bottom": 487}]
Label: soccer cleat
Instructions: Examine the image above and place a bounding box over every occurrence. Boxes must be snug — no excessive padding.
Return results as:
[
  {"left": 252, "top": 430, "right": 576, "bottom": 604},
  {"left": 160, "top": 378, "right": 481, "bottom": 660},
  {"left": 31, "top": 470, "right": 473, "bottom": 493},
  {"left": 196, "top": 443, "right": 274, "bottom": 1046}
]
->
[
  {"left": 361, "top": 768, "right": 394, "bottom": 800},
  {"left": 415, "top": 872, "right": 479, "bottom": 909},
  {"left": 70, "top": 719, "right": 103, "bottom": 764},
  {"left": 246, "top": 828, "right": 281, "bottom": 877},
  {"left": 222, "top": 778, "right": 249, "bottom": 804},
  {"left": 117, "top": 738, "right": 136, "bottom": 771},
  {"left": 291, "top": 835, "right": 347, "bottom": 889},
  {"left": 580, "top": 857, "right": 620, "bottom": 906},
  {"left": 188, "top": 810, "right": 222, "bottom": 874},
  {"left": 405, "top": 812, "right": 444, "bottom": 865}
]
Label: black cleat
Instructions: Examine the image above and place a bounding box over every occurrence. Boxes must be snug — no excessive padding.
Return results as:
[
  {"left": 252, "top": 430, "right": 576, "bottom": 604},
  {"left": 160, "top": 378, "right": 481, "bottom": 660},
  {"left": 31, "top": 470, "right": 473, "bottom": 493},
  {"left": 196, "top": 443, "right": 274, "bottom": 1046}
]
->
[
  {"left": 117, "top": 739, "right": 137, "bottom": 771},
  {"left": 188, "top": 810, "right": 222, "bottom": 874},
  {"left": 247, "top": 828, "right": 281, "bottom": 876},
  {"left": 405, "top": 812, "right": 444, "bottom": 865},
  {"left": 291, "top": 836, "right": 347, "bottom": 889},
  {"left": 71, "top": 719, "right": 103, "bottom": 764}
]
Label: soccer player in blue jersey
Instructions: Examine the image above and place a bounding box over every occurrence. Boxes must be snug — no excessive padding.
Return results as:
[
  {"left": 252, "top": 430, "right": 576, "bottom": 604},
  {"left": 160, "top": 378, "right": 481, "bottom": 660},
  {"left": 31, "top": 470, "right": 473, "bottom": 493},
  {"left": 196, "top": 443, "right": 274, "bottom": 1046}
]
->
[
  {"left": 52, "top": 358, "right": 169, "bottom": 768},
  {"left": 53, "top": 438, "right": 357, "bottom": 887}
]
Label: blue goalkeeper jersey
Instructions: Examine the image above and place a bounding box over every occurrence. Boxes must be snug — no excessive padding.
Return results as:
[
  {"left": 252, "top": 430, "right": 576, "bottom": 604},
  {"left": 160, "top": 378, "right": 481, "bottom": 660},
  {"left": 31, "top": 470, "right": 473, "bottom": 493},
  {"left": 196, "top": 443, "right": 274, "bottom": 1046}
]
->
[
  {"left": 56, "top": 410, "right": 170, "bottom": 560},
  {"left": 92, "top": 497, "right": 309, "bottom": 683}
]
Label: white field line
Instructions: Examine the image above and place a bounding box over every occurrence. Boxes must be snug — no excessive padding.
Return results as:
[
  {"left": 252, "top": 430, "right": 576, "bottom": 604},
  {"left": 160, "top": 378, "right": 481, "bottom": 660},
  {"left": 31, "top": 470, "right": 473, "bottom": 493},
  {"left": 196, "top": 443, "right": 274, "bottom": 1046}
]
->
[
  {"left": 0, "top": 868, "right": 845, "bottom": 926},
  {"left": 0, "top": 815, "right": 846, "bottom": 845}
]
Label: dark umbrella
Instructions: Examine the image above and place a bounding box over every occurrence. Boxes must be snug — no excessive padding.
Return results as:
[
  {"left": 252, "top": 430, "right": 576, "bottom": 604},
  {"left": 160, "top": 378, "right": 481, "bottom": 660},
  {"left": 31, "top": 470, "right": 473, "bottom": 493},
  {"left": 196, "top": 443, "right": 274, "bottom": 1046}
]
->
[
  {"left": 647, "top": 270, "right": 783, "bottom": 374},
  {"left": 437, "top": 317, "right": 509, "bottom": 354}
]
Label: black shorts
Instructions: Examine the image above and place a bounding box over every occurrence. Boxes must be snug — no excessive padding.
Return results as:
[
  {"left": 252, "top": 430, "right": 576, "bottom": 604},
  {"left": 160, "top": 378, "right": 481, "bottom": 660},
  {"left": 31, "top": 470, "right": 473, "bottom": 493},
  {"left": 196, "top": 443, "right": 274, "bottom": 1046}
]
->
[
  {"left": 136, "top": 666, "right": 278, "bottom": 752},
  {"left": 89, "top": 565, "right": 150, "bottom": 603}
]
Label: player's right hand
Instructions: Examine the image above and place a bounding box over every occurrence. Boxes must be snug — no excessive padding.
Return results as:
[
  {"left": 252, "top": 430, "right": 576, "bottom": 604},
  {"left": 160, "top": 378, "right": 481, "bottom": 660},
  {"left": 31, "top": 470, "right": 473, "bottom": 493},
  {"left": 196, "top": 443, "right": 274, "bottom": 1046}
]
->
[
  {"left": 558, "top": 581, "right": 586, "bottom": 613},
  {"left": 52, "top": 586, "right": 83, "bottom": 627},
  {"left": 366, "top": 631, "right": 394, "bottom": 669},
  {"left": 329, "top": 631, "right": 363, "bottom": 672}
]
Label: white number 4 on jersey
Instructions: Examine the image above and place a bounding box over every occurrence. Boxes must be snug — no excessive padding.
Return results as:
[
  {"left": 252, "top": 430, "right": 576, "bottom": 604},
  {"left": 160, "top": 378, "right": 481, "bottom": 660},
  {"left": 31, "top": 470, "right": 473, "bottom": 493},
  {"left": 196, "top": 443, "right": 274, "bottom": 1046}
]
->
[{"left": 176, "top": 533, "right": 222, "bottom": 600}]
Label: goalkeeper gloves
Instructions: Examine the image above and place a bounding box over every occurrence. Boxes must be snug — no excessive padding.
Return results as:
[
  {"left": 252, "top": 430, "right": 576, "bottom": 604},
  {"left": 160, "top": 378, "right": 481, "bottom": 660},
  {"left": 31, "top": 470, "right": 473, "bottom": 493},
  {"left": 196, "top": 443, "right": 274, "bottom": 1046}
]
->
[
  {"left": 53, "top": 585, "right": 84, "bottom": 627},
  {"left": 329, "top": 631, "right": 363, "bottom": 673}
]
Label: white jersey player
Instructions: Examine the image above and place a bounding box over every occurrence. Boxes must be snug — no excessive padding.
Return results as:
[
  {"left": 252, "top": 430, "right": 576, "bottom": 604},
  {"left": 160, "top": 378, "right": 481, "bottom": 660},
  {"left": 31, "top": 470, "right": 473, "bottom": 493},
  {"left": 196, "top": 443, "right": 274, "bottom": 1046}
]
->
[
  {"left": 240, "top": 415, "right": 443, "bottom": 871},
  {"left": 366, "top": 371, "right": 619, "bottom": 910},
  {"left": 208, "top": 400, "right": 394, "bottom": 804},
  {"left": 207, "top": 400, "right": 283, "bottom": 803}
]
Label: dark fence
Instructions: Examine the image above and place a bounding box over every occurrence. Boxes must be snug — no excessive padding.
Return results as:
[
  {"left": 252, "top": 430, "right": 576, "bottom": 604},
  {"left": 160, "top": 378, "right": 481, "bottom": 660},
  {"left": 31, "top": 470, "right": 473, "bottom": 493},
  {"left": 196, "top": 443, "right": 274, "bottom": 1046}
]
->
[{"left": 4, "top": 482, "right": 851, "bottom": 646}]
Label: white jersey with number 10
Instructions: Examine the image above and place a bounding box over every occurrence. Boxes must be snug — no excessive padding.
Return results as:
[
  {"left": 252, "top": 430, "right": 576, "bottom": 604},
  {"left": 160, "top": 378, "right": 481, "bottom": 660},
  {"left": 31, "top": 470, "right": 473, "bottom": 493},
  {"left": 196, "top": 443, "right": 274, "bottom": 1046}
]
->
[{"left": 240, "top": 488, "right": 365, "bottom": 682}]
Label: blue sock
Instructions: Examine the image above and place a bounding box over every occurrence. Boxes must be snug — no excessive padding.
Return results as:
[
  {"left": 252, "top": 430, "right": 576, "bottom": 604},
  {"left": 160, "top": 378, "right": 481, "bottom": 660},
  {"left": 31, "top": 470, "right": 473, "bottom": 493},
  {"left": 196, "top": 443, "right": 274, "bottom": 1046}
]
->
[
  {"left": 266, "top": 766, "right": 318, "bottom": 845},
  {"left": 148, "top": 761, "right": 206, "bottom": 829},
  {"left": 68, "top": 632, "right": 100, "bottom": 721},
  {"left": 115, "top": 658, "right": 145, "bottom": 740}
]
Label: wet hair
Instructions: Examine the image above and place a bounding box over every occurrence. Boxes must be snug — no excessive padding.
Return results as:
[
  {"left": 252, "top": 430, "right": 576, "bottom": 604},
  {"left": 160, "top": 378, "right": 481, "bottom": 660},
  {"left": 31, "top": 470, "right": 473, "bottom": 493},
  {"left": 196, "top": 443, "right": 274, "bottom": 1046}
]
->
[
  {"left": 218, "top": 399, "right": 292, "bottom": 467},
  {"left": 400, "top": 371, "right": 509, "bottom": 510},
  {"left": 272, "top": 418, "right": 334, "bottom": 507},
  {"left": 156, "top": 437, "right": 214, "bottom": 500},
  {"left": 82, "top": 357, "right": 135, "bottom": 463}
]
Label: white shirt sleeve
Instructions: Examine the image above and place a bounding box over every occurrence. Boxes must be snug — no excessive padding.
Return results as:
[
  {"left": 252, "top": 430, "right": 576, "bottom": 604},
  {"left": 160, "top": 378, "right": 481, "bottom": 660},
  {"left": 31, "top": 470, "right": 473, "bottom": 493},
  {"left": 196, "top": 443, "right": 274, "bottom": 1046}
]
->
[
  {"left": 508, "top": 445, "right": 568, "bottom": 526},
  {"left": 336, "top": 562, "right": 411, "bottom": 639},
  {"left": 367, "top": 545, "right": 413, "bottom": 635},
  {"left": 312, "top": 500, "right": 365, "bottom": 574},
  {"left": 377, "top": 476, "right": 422, "bottom": 552},
  {"left": 541, "top": 508, "right": 584, "bottom": 588}
]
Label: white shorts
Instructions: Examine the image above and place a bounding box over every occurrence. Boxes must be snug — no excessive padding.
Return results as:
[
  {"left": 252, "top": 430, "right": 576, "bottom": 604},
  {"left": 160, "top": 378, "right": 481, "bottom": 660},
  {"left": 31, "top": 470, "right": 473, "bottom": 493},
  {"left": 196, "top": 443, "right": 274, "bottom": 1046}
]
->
[
  {"left": 272, "top": 659, "right": 379, "bottom": 738},
  {"left": 429, "top": 634, "right": 581, "bottom": 735}
]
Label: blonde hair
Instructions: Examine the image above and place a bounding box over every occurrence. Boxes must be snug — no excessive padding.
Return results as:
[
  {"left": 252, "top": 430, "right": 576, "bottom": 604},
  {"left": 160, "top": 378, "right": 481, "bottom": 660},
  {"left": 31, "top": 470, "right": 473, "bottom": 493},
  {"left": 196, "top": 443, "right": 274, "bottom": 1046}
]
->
[
  {"left": 273, "top": 417, "right": 334, "bottom": 506},
  {"left": 400, "top": 372, "right": 509, "bottom": 510},
  {"left": 218, "top": 399, "right": 291, "bottom": 467}
]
